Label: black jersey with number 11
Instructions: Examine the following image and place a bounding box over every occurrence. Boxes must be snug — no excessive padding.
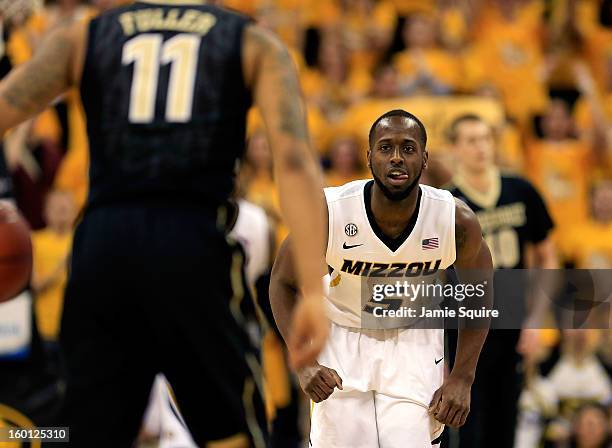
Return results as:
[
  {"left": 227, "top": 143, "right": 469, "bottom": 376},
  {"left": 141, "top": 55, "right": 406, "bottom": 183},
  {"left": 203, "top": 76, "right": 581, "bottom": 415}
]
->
[{"left": 80, "top": 2, "right": 252, "bottom": 209}]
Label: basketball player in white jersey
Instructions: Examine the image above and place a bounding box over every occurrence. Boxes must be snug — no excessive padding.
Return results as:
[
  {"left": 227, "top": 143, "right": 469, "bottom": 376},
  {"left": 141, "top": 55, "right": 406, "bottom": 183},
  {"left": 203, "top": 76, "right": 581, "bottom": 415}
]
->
[{"left": 270, "top": 110, "right": 493, "bottom": 447}]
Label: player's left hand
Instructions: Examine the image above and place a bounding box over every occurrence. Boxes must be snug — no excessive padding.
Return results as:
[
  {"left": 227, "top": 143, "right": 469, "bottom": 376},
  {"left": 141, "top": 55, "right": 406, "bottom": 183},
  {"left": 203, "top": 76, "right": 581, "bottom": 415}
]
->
[{"left": 428, "top": 374, "right": 472, "bottom": 428}]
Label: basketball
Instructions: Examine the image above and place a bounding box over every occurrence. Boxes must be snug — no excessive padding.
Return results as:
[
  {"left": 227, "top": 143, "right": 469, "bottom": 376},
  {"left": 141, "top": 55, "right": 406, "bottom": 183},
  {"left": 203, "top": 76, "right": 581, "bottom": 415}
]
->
[{"left": 0, "top": 200, "right": 32, "bottom": 303}]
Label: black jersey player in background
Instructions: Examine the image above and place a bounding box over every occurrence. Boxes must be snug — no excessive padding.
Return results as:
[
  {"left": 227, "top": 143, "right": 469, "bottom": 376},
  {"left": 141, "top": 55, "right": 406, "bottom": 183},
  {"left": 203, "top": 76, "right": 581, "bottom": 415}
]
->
[
  {"left": 0, "top": 1, "right": 330, "bottom": 447},
  {"left": 445, "top": 114, "right": 557, "bottom": 448}
]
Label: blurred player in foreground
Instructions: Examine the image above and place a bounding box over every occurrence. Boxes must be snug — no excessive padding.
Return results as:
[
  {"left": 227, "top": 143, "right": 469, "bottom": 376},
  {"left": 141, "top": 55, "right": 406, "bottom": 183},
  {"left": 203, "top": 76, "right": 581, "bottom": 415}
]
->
[
  {"left": 0, "top": 1, "right": 328, "bottom": 446},
  {"left": 270, "top": 110, "right": 493, "bottom": 447},
  {"left": 139, "top": 197, "right": 301, "bottom": 447}
]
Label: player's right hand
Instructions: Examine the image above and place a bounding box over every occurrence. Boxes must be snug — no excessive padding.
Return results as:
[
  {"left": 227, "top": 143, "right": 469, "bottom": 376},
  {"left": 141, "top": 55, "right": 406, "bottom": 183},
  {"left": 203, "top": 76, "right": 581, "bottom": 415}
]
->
[
  {"left": 297, "top": 362, "right": 343, "bottom": 403},
  {"left": 288, "top": 296, "right": 330, "bottom": 369}
]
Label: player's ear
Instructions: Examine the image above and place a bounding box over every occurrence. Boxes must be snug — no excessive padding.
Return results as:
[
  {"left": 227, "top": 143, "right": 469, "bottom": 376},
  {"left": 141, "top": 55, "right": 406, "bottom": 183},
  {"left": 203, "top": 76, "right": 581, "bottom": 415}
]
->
[
  {"left": 422, "top": 149, "right": 428, "bottom": 169},
  {"left": 366, "top": 147, "right": 371, "bottom": 168}
]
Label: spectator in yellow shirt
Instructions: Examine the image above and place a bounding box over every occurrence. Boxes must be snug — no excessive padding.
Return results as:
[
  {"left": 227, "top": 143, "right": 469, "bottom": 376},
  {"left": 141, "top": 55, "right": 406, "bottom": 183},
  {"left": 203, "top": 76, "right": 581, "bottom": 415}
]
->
[
  {"left": 240, "top": 131, "right": 275, "bottom": 207},
  {"left": 527, "top": 99, "right": 595, "bottom": 242},
  {"left": 571, "top": 61, "right": 612, "bottom": 178},
  {"left": 392, "top": 12, "right": 462, "bottom": 94},
  {"left": 561, "top": 180, "right": 612, "bottom": 268},
  {"left": 339, "top": 0, "right": 396, "bottom": 72},
  {"left": 324, "top": 136, "right": 369, "bottom": 187},
  {"left": 301, "top": 31, "right": 371, "bottom": 121},
  {"left": 463, "top": 0, "right": 548, "bottom": 125},
  {"left": 574, "top": 55, "right": 612, "bottom": 140},
  {"left": 370, "top": 63, "right": 401, "bottom": 99},
  {"left": 32, "top": 190, "right": 76, "bottom": 345},
  {"left": 238, "top": 131, "right": 287, "bottom": 248},
  {"left": 579, "top": 0, "right": 612, "bottom": 92}
]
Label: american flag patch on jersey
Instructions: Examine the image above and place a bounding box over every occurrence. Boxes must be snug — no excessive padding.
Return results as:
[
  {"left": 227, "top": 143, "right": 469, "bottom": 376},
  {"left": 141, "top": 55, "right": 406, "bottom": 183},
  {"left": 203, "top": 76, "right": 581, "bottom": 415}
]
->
[{"left": 422, "top": 237, "right": 439, "bottom": 249}]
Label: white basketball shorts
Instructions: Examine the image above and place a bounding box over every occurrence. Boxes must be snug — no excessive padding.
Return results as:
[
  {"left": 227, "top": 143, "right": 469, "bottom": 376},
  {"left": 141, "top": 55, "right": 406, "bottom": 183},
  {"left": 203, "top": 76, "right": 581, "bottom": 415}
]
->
[{"left": 310, "top": 322, "right": 445, "bottom": 447}]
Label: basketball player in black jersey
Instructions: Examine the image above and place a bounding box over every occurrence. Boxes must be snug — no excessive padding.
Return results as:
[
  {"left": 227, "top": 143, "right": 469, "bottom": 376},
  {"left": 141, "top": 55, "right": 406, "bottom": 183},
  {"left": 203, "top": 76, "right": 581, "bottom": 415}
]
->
[
  {"left": 446, "top": 114, "right": 557, "bottom": 448},
  {"left": 0, "top": 2, "right": 329, "bottom": 446}
]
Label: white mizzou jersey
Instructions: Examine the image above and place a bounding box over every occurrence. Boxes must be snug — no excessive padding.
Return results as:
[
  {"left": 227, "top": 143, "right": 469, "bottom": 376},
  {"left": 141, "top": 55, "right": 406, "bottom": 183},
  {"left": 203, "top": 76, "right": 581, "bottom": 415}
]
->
[{"left": 324, "top": 179, "right": 457, "bottom": 328}]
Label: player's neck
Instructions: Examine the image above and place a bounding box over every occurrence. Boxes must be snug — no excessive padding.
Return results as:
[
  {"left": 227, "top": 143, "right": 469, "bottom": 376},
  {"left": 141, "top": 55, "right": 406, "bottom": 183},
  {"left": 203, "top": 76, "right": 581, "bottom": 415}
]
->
[
  {"left": 370, "top": 183, "right": 420, "bottom": 229},
  {"left": 458, "top": 167, "right": 493, "bottom": 193}
]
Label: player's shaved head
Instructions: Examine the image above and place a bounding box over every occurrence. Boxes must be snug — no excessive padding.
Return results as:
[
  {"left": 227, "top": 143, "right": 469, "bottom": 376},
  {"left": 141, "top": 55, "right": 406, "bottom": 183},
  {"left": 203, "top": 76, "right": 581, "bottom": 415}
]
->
[{"left": 368, "top": 109, "right": 427, "bottom": 150}]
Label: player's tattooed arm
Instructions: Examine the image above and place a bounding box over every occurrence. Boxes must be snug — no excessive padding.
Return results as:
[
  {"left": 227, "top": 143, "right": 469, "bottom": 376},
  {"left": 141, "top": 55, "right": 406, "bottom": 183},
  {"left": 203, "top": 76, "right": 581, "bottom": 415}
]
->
[
  {"left": 429, "top": 198, "right": 492, "bottom": 428},
  {"left": 242, "top": 25, "right": 310, "bottom": 156},
  {"left": 243, "top": 24, "right": 329, "bottom": 369},
  {"left": 0, "top": 20, "right": 86, "bottom": 135}
]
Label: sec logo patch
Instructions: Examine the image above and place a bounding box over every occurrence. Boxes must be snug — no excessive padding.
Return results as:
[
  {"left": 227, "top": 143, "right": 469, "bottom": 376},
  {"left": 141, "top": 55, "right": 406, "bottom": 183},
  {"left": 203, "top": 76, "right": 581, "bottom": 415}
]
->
[{"left": 345, "top": 223, "right": 358, "bottom": 237}]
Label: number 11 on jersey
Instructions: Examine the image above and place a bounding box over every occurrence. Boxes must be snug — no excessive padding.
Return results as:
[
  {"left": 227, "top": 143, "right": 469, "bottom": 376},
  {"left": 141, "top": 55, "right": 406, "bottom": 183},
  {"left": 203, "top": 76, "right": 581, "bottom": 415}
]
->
[{"left": 122, "top": 33, "right": 201, "bottom": 124}]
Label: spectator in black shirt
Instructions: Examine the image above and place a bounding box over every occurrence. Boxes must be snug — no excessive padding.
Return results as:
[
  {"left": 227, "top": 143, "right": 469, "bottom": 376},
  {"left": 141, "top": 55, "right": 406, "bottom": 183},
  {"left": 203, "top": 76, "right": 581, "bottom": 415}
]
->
[{"left": 445, "top": 114, "right": 558, "bottom": 448}]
